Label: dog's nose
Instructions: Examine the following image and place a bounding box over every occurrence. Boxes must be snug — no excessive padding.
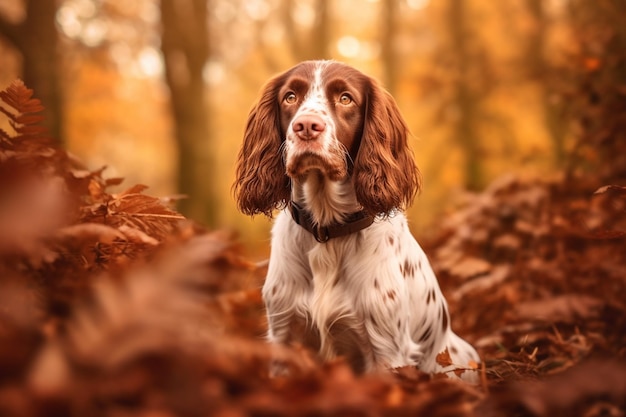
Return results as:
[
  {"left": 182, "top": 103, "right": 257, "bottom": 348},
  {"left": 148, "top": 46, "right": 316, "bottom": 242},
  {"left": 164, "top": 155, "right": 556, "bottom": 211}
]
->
[{"left": 292, "top": 114, "right": 326, "bottom": 140}]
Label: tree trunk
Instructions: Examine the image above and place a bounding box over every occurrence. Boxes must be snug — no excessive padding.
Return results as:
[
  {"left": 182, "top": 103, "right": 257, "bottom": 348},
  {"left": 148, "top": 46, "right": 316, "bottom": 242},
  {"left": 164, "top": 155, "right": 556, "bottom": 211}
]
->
[
  {"left": 381, "top": 0, "right": 399, "bottom": 95},
  {"left": 448, "top": 0, "right": 482, "bottom": 190},
  {"left": 282, "top": 0, "right": 330, "bottom": 61},
  {"left": 160, "top": 0, "right": 216, "bottom": 226},
  {"left": 525, "top": 0, "right": 566, "bottom": 165},
  {"left": 311, "top": 0, "right": 330, "bottom": 59},
  {"left": 0, "top": 0, "right": 63, "bottom": 145}
]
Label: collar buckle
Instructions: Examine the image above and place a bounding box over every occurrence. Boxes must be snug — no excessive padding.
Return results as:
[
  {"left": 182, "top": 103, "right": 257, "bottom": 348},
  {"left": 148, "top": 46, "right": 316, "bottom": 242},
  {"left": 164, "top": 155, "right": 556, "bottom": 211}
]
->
[{"left": 314, "top": 225, "right": 330, "bottom": 243}]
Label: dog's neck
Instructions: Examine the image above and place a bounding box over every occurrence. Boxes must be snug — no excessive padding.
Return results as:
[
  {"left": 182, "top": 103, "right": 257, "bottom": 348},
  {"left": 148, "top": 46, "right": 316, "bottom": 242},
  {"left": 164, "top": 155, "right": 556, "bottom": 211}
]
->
[{"left": 291, "top": 170, "right": 362, "bottom": 227}]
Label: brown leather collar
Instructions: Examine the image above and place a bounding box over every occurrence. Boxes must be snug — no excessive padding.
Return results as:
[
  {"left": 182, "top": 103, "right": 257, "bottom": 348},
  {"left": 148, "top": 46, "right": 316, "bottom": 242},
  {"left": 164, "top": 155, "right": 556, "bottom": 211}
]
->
[{"left": 289, "top": 201, "right": 374, "bottom": 243}]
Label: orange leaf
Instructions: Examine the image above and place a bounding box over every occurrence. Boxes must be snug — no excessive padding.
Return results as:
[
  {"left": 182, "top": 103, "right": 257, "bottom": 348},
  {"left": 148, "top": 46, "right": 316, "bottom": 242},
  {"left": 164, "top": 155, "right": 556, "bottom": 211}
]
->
[
  {"left": 0, "top": 79, "right": 49, "bottom": 142},
  {"left": 0, "top": 79, "right": 45, "bottom": 115},
  {"left": 436, "top": 348, "right": 453, "bottom": 367},
  {"left": 594, "top": 184, "right": 626, "bottom": 196},
  {"left": 120, "top": 184, "right": 149, "bottom": 195},
  {"left": 584, "top": 57, "right": 601, "bottom": 71}
]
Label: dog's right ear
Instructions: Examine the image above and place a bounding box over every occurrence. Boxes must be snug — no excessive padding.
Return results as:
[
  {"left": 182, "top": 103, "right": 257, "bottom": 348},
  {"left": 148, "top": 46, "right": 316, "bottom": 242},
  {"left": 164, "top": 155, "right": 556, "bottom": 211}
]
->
[
  {"left": 353, "top": 77, "right": 421, "bottom": 216},
  {"left": 233, "top": 75, "right": 291, "bottom": 217}
]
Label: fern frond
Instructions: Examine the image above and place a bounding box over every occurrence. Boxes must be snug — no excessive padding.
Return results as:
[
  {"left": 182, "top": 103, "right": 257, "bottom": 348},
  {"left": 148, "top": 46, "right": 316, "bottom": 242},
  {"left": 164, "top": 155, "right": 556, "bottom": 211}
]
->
[
  {"left": 0, "top": 79, "right": 45, "bottom": 114},
  {"left": 79, "top": 184, "right": 186, "bottom": 244},
  {"left": 0, "top": 79, "right": 49, "bottom": 144}
]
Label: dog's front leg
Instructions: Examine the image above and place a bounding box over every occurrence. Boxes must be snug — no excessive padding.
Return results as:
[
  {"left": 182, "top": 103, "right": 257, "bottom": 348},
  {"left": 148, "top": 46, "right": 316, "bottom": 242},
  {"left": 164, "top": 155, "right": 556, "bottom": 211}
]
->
[
  {"left": 262, "top": 213, "right": 315, "bottom": 375},
  {"left": 355, "top": 261, "right": 424, "bottom": 372}
]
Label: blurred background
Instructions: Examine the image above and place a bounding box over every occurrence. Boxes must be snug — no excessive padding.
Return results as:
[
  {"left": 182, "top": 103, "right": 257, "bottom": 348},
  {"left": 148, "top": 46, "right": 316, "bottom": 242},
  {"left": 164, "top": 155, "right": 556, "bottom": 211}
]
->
[{"left": 0, "top": 0, "right": 620, "bottom": 254}]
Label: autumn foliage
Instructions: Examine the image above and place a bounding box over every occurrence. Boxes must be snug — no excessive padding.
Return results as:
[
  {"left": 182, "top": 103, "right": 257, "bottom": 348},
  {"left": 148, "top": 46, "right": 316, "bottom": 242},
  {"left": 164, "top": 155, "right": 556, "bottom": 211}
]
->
[{"left": 0, "top": 73, "right": 625, "bottom": 417}]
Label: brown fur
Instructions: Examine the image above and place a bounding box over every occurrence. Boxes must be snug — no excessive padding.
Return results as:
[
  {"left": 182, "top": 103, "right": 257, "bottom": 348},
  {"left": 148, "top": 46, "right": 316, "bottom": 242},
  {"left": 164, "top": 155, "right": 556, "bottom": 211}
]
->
[
  {"left": 354, "top": 78, "right": 421, "bottom": 216},
  {"left": 233, "top": 72, "right": 291, "bottom": 216}
]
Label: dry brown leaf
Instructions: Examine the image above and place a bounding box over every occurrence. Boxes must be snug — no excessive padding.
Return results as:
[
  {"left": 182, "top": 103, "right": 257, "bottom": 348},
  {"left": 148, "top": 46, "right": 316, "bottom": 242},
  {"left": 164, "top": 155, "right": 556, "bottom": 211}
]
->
[
  {"left": 56, "top": 223, "right": 125, "bottom": 244},
  {"left": 117, "top": 225, "right": 159, "bottom": 245},
  {"left": 0, "top": 80, "right": 45, "bottom": 115},
  {"left": 452, "top": 265, "right": 510, "bottom": 301},
  {"left": 513, "top": 295, "right": 605, "bottom": 323},
  {"left": 385, "top": 383, "right": 404, "bottom": 407},
  {"left": 436, "top": 348, "right": 453, "bottom": 367},
  {"left": 104, "top": 177, "right": 125, "bottom": 187},
  {"left": 594, "top": 184, "right": 626, "bottom": 196},
  {"left": 0, "top": 80, "right": 48, "bottom": 141},
  {"left": 118, "top": 184, "right": 149, "bottom": 195},
  {"left": 484, "top": 360, "right": 626, "bottom": 416},
  {"left": 493, "top": 234, "right": 521, "bottom": 251},
  {"left": 448, "top": 256, "right": 492, "bottom": 280}
]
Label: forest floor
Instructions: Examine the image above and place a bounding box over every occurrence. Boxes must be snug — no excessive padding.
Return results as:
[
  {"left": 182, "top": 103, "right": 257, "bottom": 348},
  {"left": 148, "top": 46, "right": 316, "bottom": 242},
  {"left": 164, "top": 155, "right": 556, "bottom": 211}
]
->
[{"left": 1, "top": 80, "right": 625, "bottom": 416}]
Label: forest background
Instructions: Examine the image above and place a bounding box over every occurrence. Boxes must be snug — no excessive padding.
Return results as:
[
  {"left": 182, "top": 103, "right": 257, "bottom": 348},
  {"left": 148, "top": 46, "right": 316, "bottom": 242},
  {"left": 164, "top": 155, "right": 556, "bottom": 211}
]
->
[
  {"left": 0, "top": 0, "right": 599, "bottom": 253},
  {"left": 1, "top": 0, "right": 626, "bottom": 415}
]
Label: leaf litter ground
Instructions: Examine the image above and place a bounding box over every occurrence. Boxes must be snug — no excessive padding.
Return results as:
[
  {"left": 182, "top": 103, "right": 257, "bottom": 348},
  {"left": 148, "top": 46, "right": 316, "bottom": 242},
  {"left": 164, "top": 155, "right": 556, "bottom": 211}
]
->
[{"left": 0, "top": 80, "right": 624, "bottom": 416}]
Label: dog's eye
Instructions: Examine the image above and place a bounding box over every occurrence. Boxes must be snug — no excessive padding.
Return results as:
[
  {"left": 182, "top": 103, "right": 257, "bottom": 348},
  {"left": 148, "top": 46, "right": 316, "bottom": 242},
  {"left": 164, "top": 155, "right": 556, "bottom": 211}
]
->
[
  {"left": 339, "top": 93, "right": 353, "bottom": 105},
  {"left": 284, "top": 92, "right": 297, "bottom": 104}
]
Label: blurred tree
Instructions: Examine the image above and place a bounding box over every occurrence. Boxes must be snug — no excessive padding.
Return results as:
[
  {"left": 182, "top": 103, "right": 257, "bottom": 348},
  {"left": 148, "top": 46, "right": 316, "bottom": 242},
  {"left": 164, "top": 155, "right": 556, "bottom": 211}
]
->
[
  {"left": 0, "top": 0, "right": 63, "bottom": 145},
  {"left": 524, "top": 0, "right": 567, "bottom": 166},
  {"left": 283, "top": 0, "right": 330, "bottom": 61},
  {"left": 381, "top": 0, "right": 399, "bottom": 95},
  {"left": 446, "top": 0, "right": 486, "bottom": 190},
  {"left": 161, "top": 0, "right": 216, "bottom": 226}
]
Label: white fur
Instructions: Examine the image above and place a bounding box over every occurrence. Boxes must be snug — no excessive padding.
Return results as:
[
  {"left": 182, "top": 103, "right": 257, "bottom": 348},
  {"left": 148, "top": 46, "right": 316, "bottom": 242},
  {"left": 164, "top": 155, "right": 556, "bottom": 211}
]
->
[{"left": 263, "top": 178, "right": 480, "bottom": 382}]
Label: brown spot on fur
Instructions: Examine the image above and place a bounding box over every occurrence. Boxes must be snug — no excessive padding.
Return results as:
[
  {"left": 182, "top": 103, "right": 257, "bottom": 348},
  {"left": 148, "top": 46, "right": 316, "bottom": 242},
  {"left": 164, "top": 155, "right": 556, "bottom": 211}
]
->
[
  {"left": 441, "top": 305, "right": 449, "bottom": 331},
  {"left": 419, "top": 326, "right": 432, "bottom": 342},
  {"left": 333, "top": 274, "right": 341, "bottom": 287},
  {"left": 369, "top": 313, "right": 378, "bottom": 327}
]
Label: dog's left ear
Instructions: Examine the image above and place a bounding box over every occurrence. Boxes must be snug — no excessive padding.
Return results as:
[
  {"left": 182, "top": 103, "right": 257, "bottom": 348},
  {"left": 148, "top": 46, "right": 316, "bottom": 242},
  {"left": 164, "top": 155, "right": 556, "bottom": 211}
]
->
[
  {"left": 233, "top": 74, "right": 291, "bottom": 217},
  {"left": 353, "top": 79, "right": 421, "bottom": 216}
]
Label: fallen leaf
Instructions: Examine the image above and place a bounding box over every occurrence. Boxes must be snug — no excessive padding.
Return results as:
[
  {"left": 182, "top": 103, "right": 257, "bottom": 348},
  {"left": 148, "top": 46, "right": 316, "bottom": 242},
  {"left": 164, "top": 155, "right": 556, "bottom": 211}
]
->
[
  {"left": 436, "top": 348, "right": 453, "bottom": 367},
  {"left": 448, "top": 256, "right": 492, "bottom": 280},
  {"left": 513, "top": 295, "right": 605, "bottom": 323},
  {"left": 593, "top": 185, "right": 626, "bottom": 196}
]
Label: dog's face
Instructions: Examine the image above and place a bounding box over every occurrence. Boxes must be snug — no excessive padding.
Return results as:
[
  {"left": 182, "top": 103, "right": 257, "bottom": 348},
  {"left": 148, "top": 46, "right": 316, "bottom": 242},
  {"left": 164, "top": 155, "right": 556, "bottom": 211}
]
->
[
  {"left": 234, "top": 60, "right": 421, "bottom": 217},
  {"left": 277, "top": 61, "right": 368, "bottom": 181}
]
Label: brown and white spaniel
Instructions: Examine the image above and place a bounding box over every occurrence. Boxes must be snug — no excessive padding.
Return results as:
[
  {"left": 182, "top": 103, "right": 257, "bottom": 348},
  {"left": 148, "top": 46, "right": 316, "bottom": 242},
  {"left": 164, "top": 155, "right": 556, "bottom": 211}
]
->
[{"left": 234, "top": 60, "right": 479, "bottom": 381}]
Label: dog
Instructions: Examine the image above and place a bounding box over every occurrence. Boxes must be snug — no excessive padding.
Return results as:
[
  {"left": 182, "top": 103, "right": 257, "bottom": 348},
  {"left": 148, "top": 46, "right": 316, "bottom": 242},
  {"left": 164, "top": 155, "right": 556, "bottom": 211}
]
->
[{"left": 234, "top": 60, "right": 479, "bottom": 381}]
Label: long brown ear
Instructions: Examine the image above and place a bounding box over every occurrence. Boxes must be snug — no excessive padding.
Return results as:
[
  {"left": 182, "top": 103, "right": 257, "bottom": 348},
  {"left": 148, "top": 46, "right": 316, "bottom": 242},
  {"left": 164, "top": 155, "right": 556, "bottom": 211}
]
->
[
  {"left": 233, "top": 76, "right": 290, "bottom": 217},
  {"left": 353, "top": 79, "right": 421, "bottom": 216}
]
